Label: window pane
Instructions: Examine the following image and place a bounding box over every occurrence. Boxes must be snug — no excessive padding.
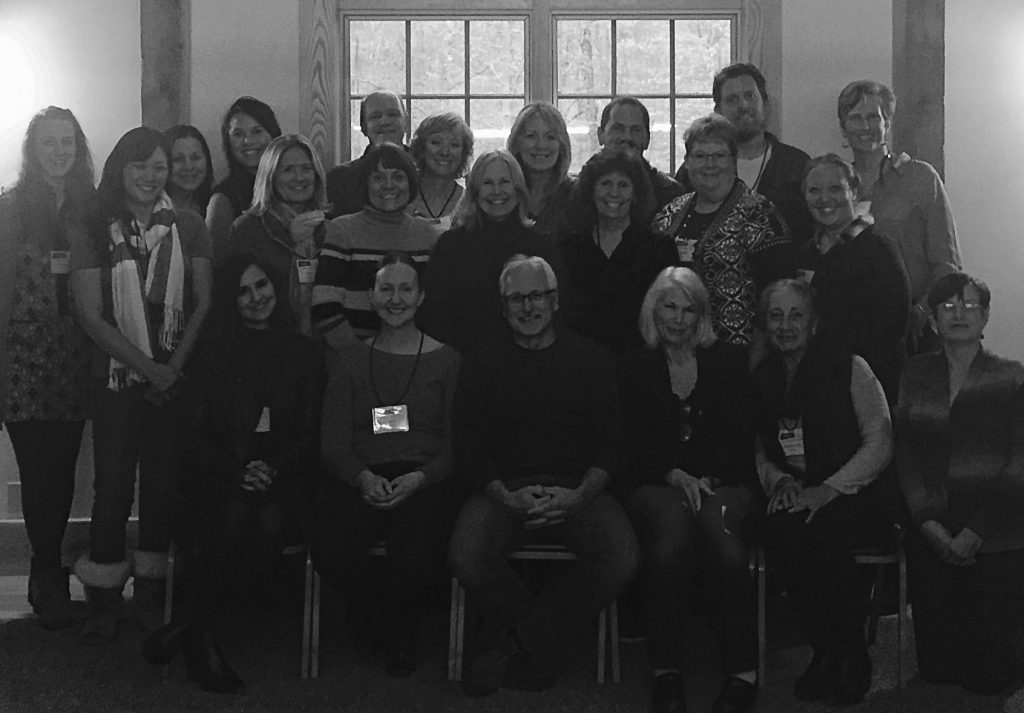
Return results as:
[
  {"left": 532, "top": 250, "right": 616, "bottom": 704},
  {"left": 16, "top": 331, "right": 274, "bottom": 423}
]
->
[
  {"left": 349, "top": 20, "right": 406, "bottom": 95},
  {"left": 349, "top": 99, "right": 366, "bottom": 159},
  {"left": 411, "top": 21, "right": 465, "bottom": 95},
  {"left": 673, "top": 97, "right": 716, "bottom": 174},
  {"left": 675, "top": 19, "right": 732, "bottom": 94},
  {"left": 410, "top": 98, "right": 468, "bottom": 138},
  {"left": 468, "top": 98, "right": 523, "bottom": 158},
  {"left": 557, "top": 20, "right": 611, "bottom": 95},
  {"left": 645, "top": 98, "right": 672, "bottom": 174},
  {"left": 469, "top": 21, "right": 525, "bottom": 95},
  {"left": 558, "top": 97, "right": 605, "bottom": 175},
  {"left": 617, "top": 20, "right": 670, "bottom": 94}
]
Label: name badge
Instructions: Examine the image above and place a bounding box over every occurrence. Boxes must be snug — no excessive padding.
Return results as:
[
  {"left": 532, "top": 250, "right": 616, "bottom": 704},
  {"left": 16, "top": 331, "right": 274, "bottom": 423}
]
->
[
  {"left": 296, "top": 258, "right": 318, "bottom": 284},
  {"left": 255, "top": 407, "right": 271, "bottom": 433},
  {"left": 778, "top": 425, "right": 805, "bottom": 457},
  {"left": 796, "top": 268, "right": 815, "bottom": 284},
  {"left": 372, "top": 404, "right": 409, "bottom": 434},
  {"left": 50, "top": 250, "right": 71, "bottom": 275},
  {"left": 674, "top": 238, "right": 697, "bottom": 263}
]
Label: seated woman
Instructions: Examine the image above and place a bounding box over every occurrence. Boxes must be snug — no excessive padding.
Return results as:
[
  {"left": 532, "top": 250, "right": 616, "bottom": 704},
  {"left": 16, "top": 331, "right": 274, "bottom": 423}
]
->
[
  {"left": 418, "top": 149, "right": 560, "bottom": 354},
  {"left": 560, "top": 150, "right": 677, "bottom": 354},
  {"left": 797, "top": 153, "right": 910, "bottom": 402},
  {"left": 206, "top": 96, "right": 282, "bottom": 262},
  {"left": 313, "top": 253, "right": 461, "bottom": 677},
  {"left": 896, "top": 272, "right": 1024, "bottom": 694},
  {"left": 506, "top": 102, "right": 576, "bottom": 240},
  {"left": 617, "top": 267, "right": 759, "bottom": 713},
  {"left": 0, "top": 107, "right": 94, "bottom": 629},
  {"left": 312, "top": 142, "right": 440, "bottom": 349},
  {"left": 754, "top": 279, "right": 893, "bottom": 706},
  {"left": 142, "top": 254, "right": 323, "bottom": 694},
  {"left": 408, "top": 112, "right": 473, "bottom": 231},
  {"left": 163, "top": 125, "right": 213, "bottom": 217},
  {"left": 228, "top": 134, "right": 328, "bottom": 336},
  {"left": 71, "top": 127, "right": 212, "bottom": 643},
  {"left": 653, "top": 113, "right": 793, "bottom": 348}
]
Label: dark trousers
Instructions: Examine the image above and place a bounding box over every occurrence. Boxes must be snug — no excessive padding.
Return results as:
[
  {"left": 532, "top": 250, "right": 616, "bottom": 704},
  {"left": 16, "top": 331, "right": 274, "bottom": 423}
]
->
[
  {"left": 762, "top": 484, "right": 891, "bottom": 654},
  {"left": 313, "top": 473, "right": 462, "bottom": 637},
  {"left": 89, "top": 384, "right": 184, "bottom": 563},
  {"left": 448, "top": 490, "right": 639, "bottom": 670},
  {"left": 6, "top": 420, "right": 85, "bottom": 571},
  {"left": 907, "top": 531, "right": 1024, "bottom": 693},
  {"left": 625, "top": 484, "right": 759, "bottom": 672}
]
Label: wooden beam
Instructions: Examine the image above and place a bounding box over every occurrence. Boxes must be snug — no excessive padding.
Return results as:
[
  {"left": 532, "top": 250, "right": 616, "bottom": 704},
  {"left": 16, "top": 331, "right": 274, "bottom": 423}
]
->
[
  {"left": 141, "top": 0, "right": 189, "bottom": 130},
  {"left": 892, "top": 0, "right": 945, "bottom": 177},
  {"left": 300, "top": 0, "right": 338, "bottom": 167}
]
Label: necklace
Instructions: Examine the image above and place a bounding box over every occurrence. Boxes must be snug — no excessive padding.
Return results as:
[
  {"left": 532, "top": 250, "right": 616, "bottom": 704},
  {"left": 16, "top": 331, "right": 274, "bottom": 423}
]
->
[
  {"left": 418, "top": 183, "right": 458, "bottom": 220},
  {"left": 750, "top": 145, "right": 769, "bottom": 190},
  {"left": 369, "top": 331, "right": 424, "bottom": 406}
]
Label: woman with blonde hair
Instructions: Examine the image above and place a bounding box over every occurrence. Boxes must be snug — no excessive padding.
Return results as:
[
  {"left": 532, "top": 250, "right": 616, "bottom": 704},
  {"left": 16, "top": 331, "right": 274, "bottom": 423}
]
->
[
  {"left": 419, "top": 149, "right": 559, "bottom": 353},
  {"left": 506, "top": 102, "right": 576, "bottom": 239},
  {"left": 408, "top": 112, "right": 473, "bottom": 230},
  {"left": 227, "top": 134, "right": 328, "bottom": 336}
]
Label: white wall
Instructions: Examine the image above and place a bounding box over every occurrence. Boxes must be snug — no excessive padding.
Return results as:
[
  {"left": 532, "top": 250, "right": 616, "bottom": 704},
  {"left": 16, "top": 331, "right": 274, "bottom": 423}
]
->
[
  {"left": 0, "top": 0, "right": 141, "bottom": 190},
  {"left": 779, "top": 0, "right": 892, "bottom": 157},
  {"left": 189, "top": 0, "right": 301, "bottom": 183},
  {"left": 945, "top": 0, "right": 1024, "bottom": 361}
]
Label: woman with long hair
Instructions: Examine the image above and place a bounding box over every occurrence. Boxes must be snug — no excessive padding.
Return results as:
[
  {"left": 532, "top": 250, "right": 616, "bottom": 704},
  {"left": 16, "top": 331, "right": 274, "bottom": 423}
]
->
[
  {"left": 228, "top": 134, "right": 328, "bottom": 336},
  {"left": 0, "top": 106, "right": 94, "bottom": 629},
  {"left": 506, "top": 102, "right": 576, "bottom": 240},
  {"left": 206, "top": 96, "right": 282, "bottom": 262},
  {"left": 70, "top": 127, "right": 212, "bottom": 644},
  {"left": 163, "top": 124, "right": 214, "bottom": 217}
]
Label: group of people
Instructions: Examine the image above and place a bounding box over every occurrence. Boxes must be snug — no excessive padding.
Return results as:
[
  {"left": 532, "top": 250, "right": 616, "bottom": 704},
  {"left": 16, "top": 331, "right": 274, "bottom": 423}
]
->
[{"left": 1, "top": 59, "right": 1022, "bottom": 713}]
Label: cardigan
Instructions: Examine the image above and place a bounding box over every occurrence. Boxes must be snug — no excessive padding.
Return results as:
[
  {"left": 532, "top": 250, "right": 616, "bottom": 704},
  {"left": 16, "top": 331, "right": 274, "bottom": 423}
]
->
[
  {"left": 616, "top": 341, "right": 757, "bottom": 498},
  {"left": 896, "top": 349, "right": 1024, "bottom": 553}
]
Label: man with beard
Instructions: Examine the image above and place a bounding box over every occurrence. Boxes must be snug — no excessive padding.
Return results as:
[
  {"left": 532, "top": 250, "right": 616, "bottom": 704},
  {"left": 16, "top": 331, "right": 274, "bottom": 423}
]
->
[
  {"left": 449, "top": 254, "right": 638, "bottom": 697},
  {"left": 675, "top": 63, "right": 813, "bottom": 243},
  {"left": 597, "top": 97, "right": 684, "bottom": 214}
]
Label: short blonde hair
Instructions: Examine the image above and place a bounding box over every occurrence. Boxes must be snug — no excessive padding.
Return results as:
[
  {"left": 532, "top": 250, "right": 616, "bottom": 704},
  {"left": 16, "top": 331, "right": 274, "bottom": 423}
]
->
[
  {"left": 248, "top": 134, "right": 327, "bottom": 215},
  {"left": 638, "top": 267, "right": 717, "bottom": 349},
  {"left": 452, "top": 149, "right": 533, "bottom": 231}
]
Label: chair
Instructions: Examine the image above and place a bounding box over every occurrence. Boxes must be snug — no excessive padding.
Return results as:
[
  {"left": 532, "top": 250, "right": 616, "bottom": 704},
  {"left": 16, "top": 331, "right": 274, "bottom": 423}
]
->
[
  {"left": 447, "top": 542, "right": 621, "bottom": 684},
  {"left": 755, "top": 542, "right": 908, "bottom": 689}
]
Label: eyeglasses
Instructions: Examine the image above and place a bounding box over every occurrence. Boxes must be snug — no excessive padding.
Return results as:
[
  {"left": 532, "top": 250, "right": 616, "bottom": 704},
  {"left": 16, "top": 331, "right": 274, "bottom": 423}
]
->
[
  {"left": 937, "top": 301, "right": 983, "bottom": 315},
  {"left": 687, "top": 151, "right": 732, "bottom": 164},
  {"left": 504, "top": 289, "right": 555, "bottom": 308}
]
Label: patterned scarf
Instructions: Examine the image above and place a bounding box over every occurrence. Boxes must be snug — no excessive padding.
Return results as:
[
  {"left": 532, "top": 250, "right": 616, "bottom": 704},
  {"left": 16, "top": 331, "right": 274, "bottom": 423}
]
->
[{"left": 107, "top": 192, "right": 185, "bottom": 390}]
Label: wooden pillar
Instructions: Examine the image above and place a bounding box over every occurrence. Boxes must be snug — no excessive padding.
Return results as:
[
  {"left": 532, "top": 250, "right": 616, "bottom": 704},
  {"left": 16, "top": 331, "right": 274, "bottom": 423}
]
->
[
  {"left": 141, "top": 0, "right": 189, "bottom": 129},
  {"left": 892, "top": 0, "right": 945, "bottom": 177},
  {"left": 299, "top": 0, "right": 339, "bottom": 168}
]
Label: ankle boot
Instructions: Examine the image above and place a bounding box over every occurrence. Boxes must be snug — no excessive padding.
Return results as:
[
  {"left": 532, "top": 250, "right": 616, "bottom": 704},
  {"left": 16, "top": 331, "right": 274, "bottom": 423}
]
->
[
  {"left": 182, "top": 626, "right": 245, "bottom": 694},
  {"left": 28, "top": 566, "right": 72, "bottom": 630},
  {"left": 74, "top": 555, "right": 131, "bottom": 645}
]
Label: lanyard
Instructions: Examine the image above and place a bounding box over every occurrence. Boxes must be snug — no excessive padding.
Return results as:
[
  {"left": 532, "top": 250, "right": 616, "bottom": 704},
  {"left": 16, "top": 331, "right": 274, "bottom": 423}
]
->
[{"left": 369, "top": 331, "right": 424, "bottom": 406}]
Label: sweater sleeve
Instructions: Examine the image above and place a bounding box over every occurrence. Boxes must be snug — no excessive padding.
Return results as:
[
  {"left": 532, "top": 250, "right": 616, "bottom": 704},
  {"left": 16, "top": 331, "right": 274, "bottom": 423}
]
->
[
  {"left": 586, "top": 348, "right": 624, "bottom": 480},
  {"left": 894, "top": 360, "right": 947, "bottom": 526},
  {"left": 452, "top": 346, "right": 502, "bottom": 490},
  {"left": 417, "top": 233, "right": 460, "bottom": 348},
  {"left": 264, "top": 343, "right": 324, "bottom": 482},
  {"left": 920, "top": 163, "right": 961, "bottom": 290},
  {"left": 965, "top": 382, "right": 1024, "bottom": 540},
  {"left": 823, "top": 355, "right": 893, "bottom": 494},
  {"left": 320, "top": 349, "right": 369, "bottom": 486},
  {"left": 417, "top": 350, "right": 461, "bottom": 486},
  {"left": 311, "top": 219, "right": 351, "bottom": 338},
  {"left": 756, "top": 433, "right": 792, "bottom": 495}
]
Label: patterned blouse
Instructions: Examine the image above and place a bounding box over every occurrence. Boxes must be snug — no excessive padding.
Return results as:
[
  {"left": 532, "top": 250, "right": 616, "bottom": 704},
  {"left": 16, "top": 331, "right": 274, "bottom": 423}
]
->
[
  {"left": 1, "top": 191, "right": 92, "bottom": 422},
  {"left": 652, "top": 179, "right": 794, "bottom": 345}
]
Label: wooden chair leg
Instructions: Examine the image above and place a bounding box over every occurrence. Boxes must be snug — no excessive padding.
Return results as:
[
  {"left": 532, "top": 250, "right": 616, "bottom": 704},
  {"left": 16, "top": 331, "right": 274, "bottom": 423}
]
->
[
  {"left": 310, "top": 569, "right": 321, "bottom": 678},
  {"left": 757, "top": 546, "right": 766, "bottom": 685},
  {"left": 609, "top": 600, "right": 620, "bottom": 683},
  {"left": 301, "top": 550, "right": 313, "bottom": 678},
  {"left": 161, "top": 543, "right": 177, "bottom": 682},
  {"left": 865, "top": 562, "right": 886, "bottom": 645},
  {"left": 597, "top": 609, "right": 607, "bottom": 684},
  {"left": 897, "top": 552, "right": 907, "bottom": 689},
  {"left": 448, "top": 577, "right": 460, "bottom": 681}
]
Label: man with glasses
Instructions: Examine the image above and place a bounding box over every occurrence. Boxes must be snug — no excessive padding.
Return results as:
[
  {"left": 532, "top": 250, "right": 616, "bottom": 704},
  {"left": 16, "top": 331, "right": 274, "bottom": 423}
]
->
[
  {"left": 449, "top": 254, "right": 639, "bottom": 697},
  {"left": 675, "top": 63, "right": 813, "bottom": 243}
]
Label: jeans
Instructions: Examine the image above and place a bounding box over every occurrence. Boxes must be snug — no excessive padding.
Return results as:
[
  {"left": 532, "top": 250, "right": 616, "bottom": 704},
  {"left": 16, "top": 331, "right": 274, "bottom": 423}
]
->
[
  {"left": 625, "top": 484, "right": 760, "bottom": 672},
  {"left": 6, "top": 420, "right": 84, "bottom": 571},
  {"left": 448, "top": 489, "right": 639, "bottom": 670},
  {"left": 88, "top": 384, "right": 185, "bottom": 564}
]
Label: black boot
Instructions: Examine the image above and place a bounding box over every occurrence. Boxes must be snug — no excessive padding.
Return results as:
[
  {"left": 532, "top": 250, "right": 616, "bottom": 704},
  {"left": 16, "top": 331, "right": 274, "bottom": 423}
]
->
[
  {"left": 182, "top": 626, "right": 245, "bottom": 694},
  {"left": 28, "top": 566, "right": 72, "bottom": 630}
]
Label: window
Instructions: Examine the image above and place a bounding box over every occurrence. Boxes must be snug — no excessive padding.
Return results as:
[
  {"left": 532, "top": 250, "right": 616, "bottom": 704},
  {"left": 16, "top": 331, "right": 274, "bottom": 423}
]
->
[{"left": 342, "top": 8, "right": 736, "bottom": 174}]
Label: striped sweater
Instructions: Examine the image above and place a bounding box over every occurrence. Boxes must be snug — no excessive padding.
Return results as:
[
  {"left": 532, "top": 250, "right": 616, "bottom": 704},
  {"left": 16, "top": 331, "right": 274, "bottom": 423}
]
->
[{"left": 312, "top": 207, "right": 440, "bottom": 339}]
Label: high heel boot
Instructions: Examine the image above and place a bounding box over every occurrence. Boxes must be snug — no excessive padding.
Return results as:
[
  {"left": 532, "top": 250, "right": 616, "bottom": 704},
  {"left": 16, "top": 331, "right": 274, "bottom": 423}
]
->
[{"left": 182, "top": 625, "right": 245, "bottom": 694}]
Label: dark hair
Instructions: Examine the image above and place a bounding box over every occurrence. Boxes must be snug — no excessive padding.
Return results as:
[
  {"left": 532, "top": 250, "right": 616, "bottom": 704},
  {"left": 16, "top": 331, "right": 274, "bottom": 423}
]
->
[
  {"left": 576, "top": 149, "right": 655, "bottom": 227},
  {"left": 18, "top": 106, "right": 94, "bottom": 209},
  {"left": 599, "top": 97, "right": 651, "bottom": 136},
  {"left": 212, "top": 253, "right": 288, "bottom": 330},
  {"left": 95, "top": 127, "right": 171, "bottom": 225},
  {"left": 360, "top": 142, "right": 419, "bottom": 207},
  {"left": 801, "top": 153, "right": 860, "bottom": 194},
  {"left": 683, "top": 113, "right": 739, "bottom": 158},
  {"left": 163, "top": 124, "right": 214, "bottom": 213},
  {"left": 712, "top": 63, "right": 769, "bottom": 107},
  {"left": 927, "top": 272, "right": 991, "bottom": 315},
  {"left": 219, "top": 96, "right": 282, "bottom": 173},
  {"left": 410, "top": 113, "right": 474, "bottom": 178},
  {"left": 837, "top": 80, "right": 896, "bottom": 127}
]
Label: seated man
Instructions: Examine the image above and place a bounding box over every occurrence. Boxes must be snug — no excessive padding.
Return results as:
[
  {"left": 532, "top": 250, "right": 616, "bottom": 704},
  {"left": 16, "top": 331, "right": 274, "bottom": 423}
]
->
[{"left": 448, "top": 254, "right": 639, "bottom": 696}]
